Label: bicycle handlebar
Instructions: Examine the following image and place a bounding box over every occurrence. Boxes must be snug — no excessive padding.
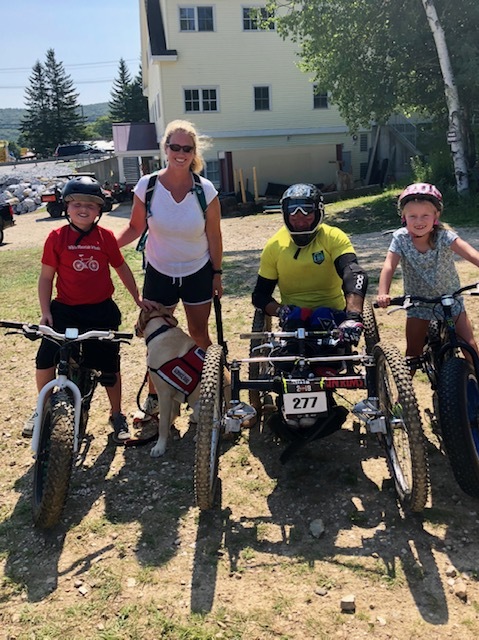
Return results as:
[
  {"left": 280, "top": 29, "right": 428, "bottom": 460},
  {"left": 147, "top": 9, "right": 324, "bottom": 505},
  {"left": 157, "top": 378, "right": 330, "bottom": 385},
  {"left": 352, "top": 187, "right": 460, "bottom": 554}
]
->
[
  {"left": 0, "top": 320, "right": 133, "bottom": 342},
  {"left": 240, "top": 329, "right": 340, "bottom": 340},
  {"left": 373, "top": 281, "right": 479, "bottom": 311}
]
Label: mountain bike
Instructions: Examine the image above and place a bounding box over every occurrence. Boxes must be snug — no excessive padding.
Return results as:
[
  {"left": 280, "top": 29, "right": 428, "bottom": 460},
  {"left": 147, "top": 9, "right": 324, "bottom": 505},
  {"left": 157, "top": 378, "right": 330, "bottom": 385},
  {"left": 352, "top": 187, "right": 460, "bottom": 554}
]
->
[
  {"left": 377, "top": 282, "right": 479, "bottom": 498},
  {"left": 0, "top": 321, "right": 132, "bottom": 528}
]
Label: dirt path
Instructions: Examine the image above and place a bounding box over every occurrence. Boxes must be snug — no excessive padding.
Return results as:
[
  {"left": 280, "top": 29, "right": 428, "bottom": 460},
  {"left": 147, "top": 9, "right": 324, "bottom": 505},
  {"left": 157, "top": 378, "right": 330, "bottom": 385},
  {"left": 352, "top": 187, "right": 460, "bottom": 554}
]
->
[{"left": 2, "top": 207, "right": 479, "bottom": 639}]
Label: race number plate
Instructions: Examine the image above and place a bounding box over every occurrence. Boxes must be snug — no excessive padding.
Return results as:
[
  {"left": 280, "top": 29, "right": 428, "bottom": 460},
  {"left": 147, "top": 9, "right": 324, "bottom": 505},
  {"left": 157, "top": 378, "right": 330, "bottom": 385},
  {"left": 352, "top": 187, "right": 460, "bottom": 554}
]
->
[{"left": 283, "top": 391, "right": 327, "bottom": 415}]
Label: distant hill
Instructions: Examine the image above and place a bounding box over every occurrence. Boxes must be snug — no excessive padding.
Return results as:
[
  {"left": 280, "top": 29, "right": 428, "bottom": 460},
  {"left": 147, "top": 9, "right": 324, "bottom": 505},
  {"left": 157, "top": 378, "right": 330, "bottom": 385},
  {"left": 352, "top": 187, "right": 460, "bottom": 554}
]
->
[{"left": 0, "top": 103, "right": 109, "bottom": 142}]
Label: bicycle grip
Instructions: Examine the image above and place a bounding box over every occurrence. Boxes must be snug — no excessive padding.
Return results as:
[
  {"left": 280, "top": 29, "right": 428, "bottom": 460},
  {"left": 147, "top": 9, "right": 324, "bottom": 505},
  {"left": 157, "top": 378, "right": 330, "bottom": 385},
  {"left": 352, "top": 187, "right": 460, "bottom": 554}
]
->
[
  {"left": 0, "top": 320, "right": 25, "bottom": 329},
  {"left": 115, "top": 332, "right": 134, "bottom": 340}
]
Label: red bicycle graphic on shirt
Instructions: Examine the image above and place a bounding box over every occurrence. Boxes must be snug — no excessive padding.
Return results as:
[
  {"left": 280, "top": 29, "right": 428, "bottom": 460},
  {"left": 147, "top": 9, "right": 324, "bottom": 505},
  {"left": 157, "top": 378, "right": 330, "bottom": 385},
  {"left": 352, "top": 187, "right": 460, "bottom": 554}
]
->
[{"left": 73, "top": 254, "right": 100, "bottom": 272}]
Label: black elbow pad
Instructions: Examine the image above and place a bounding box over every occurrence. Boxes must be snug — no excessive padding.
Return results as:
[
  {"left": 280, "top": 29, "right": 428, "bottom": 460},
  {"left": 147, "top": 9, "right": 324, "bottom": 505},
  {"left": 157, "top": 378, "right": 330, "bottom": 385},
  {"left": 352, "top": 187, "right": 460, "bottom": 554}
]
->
[{"left": 342, "top": 262, "right": 368, "bottom": 297}]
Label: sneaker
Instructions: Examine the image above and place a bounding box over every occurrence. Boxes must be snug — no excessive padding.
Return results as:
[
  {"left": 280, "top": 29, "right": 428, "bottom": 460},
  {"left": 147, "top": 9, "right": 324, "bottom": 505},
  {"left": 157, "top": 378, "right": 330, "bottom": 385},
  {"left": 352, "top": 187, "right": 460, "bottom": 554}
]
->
[
  {"left": 22, "top": 411, "right": 36, "bottom": 438},
  {"left": 109, "top": 412, "right": 131, "bottom": 444},
  {"left": 133, "top": 394, "right": 159, "bottom": 423}
]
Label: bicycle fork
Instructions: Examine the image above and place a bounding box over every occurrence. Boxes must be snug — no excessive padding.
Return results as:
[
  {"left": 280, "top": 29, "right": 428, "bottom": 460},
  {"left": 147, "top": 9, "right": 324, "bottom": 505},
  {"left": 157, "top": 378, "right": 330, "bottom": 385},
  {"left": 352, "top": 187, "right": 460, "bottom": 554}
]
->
[{"left": 31, "top": 376, "right": 83, "bottom": 456}]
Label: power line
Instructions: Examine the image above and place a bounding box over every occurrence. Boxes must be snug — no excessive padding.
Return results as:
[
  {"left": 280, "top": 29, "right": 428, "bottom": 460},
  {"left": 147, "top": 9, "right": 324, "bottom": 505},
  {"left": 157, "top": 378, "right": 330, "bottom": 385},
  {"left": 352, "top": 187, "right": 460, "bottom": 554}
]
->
[
  {"left": 0, "top": 79, "right": 115, "bottom": 89},
  {"left": 0, "top": 59, "right": 139, "bottom": 73}
]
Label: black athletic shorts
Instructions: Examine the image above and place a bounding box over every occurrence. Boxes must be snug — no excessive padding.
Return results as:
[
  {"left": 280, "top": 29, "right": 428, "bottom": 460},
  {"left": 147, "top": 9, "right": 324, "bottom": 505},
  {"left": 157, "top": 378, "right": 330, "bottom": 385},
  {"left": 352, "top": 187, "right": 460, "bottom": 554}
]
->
[
  {"left": 143, "top": 261, "right": 213, "bottom": 306},
  {"left": 36, "top": 298, "right": 122, "bottom": 373}
]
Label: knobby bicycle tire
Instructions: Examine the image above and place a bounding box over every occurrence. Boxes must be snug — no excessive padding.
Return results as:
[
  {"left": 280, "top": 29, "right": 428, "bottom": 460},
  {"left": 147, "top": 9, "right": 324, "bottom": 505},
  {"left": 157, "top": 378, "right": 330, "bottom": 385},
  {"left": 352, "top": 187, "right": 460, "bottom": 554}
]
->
[
  {"left": 363, "top": 298, "right": 380, "bottom": 355},
  {"left": 373, "top": 343, "right": 429, "bottom": 512},
  {"left": 194, "top": 344, "right": 225, "bottom": 510},
  {"left": 32, "top": 390, "right": 75, "bottom": 528},
  {"left": 249, "top": 308, "right": 272, "bottom": 425},
  {"left": 437, "top": 357, "right": 479, "bottom": 497}
]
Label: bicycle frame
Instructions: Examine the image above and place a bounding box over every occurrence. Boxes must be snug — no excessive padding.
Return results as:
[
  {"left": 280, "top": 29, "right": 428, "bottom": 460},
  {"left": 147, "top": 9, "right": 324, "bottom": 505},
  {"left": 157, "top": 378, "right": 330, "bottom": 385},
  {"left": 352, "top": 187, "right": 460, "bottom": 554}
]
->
[
  {"left": 226, "top": 327, "right": 379, "bottom": 434},
  {"left": 385, "top": 282, "right": 479, "bottom": 378}
]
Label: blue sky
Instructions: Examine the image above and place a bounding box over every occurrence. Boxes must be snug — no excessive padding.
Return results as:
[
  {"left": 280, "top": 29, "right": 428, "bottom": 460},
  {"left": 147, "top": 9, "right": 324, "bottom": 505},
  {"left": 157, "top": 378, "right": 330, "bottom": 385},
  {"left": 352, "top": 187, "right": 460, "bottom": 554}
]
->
[{"left": 0, "top": 0, "right": 142, "bottom": 109}]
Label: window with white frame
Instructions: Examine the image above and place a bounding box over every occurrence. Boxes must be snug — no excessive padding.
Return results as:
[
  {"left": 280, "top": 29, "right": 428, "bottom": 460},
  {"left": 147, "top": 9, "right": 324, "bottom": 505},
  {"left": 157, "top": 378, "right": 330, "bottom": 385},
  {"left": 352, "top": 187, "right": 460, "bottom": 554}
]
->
[
  {"left": 313, "top": 86, "right": 328, "bottom": 109},
  {"left": 254, "top": 86, "right": 270, "bottom": 111},
  {"left": 205, "top": 159, "right": 220, "bottom": 186},
  {"left": 179, "top": 6, "right": 214, "bottom": 32},
  {"left": 184, "top": 87, "right": 218, "bottom": 112},
  {"left": 243, "top": 7, "right": 274, "bottom": 31}
]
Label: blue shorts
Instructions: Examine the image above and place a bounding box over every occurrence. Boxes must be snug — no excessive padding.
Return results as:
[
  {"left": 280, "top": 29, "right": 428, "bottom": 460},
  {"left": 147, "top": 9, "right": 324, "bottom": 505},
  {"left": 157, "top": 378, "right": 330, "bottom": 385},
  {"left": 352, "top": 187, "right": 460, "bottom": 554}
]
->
[{"left": 143, "top": 261, "right": 213, "bottom": 306}]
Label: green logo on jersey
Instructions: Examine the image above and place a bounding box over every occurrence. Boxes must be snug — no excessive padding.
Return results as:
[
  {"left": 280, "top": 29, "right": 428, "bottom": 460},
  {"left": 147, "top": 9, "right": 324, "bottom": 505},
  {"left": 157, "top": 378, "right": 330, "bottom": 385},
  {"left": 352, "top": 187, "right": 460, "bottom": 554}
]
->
[{"left": 312, "top": 251, "right": 324, "bottom": 264}]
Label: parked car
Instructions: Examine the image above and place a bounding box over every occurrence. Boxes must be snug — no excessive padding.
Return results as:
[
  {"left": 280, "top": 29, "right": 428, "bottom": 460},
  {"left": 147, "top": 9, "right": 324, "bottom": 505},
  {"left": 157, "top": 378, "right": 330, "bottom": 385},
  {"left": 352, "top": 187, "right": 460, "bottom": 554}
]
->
[
  {"left": 0, "top": 201, "right": 15, "bottom": 244},
  {"left": 41, "top": 174, "right": 114, "bottom": 218},
  {"left": 54, "top": 143, "right": 105, "bottom": 161}
]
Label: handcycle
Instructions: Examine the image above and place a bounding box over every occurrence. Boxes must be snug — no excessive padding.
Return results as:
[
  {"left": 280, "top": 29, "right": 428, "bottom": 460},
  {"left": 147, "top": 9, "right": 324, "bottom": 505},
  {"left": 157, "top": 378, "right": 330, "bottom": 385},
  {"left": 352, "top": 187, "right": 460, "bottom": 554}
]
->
[
  {"left": 193, "top": 300, "right": 429, "bottom": 513},
  {"left": 0, "top": 320, "right": 133, "bottom": 528},
  {"left": 376, "top": 282, "right": 479, "bottom": 498}
]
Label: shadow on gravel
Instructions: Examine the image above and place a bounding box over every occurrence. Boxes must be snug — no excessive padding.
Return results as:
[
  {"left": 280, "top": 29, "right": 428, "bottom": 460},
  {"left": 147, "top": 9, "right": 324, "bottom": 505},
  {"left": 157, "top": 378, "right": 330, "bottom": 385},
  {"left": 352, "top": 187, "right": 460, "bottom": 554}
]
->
[
  {"left": 0, "top": 436, "right": 117, "bottom": 602},
  {"left": 184, "top": 422, "right": 456, "bottom": 624}
]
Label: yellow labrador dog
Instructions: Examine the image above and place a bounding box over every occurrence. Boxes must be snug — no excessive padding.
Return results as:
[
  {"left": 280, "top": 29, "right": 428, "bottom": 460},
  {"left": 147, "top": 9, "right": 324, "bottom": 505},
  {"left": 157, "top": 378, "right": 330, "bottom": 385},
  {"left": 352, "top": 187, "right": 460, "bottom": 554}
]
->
[{"left": 135, "top": 306, "right": 204, "bottom": 458}]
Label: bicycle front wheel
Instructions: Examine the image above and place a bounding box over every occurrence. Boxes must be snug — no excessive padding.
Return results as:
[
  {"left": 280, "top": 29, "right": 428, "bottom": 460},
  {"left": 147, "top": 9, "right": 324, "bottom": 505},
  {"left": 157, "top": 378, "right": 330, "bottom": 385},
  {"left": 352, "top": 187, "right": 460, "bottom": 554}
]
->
[
  {"left": 373, "top": 343, "right": 429, "bottom": 512},
  {"left": 437, "top": 358, "right": 479, "bottom": 497},
  {"left": 194, "top": 344, "right": 225, "bottom": 511},
  {"left": 32, "top": 391, "right": 75, "bottom": 528}
]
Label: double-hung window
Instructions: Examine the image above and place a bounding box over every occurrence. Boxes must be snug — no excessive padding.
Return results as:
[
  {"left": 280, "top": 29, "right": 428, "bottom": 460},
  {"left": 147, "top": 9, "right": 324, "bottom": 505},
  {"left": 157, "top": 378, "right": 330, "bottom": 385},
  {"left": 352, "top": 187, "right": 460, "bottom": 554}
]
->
[
  {"left": 254, "top": 86, "right": 270, "bottom": 111},
  {"left": 184, "top": 87, "right": 218, "bottom": 112},
  {"left": 179, "top": 6, "right": 214, "bottom": 32},
  {"left": 243, "top": 7, "right": 274, "bottom": 31},
  {"left": 313, "top": 85, "right": 328, "bottom": 109}
]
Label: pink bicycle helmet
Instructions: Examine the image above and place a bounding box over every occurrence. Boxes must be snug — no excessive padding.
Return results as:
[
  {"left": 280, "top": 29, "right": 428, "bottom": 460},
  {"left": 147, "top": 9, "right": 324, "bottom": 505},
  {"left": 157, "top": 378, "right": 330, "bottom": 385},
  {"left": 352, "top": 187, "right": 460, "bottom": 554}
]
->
[{"left": 398, "top": 182, "right": 443, "bottom": 213}]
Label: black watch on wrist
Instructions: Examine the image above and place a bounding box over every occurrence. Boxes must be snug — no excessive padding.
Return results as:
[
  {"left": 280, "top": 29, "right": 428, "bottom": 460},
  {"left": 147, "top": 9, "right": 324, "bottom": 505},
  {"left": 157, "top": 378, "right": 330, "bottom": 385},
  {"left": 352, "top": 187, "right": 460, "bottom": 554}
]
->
[{"left": 212, "top": 269, "right": 223, "bottom": 275}]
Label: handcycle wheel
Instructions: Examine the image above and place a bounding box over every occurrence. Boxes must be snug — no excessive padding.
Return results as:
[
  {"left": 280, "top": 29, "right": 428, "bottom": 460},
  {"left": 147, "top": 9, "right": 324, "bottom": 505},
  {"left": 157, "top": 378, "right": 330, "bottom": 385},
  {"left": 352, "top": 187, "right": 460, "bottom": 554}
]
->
[
  {"left": 363, "top": 298, "right": 380, "bottom": 354},
  {"left": 194, "top": 344, "right": 226, "bottom": 510},
  {"left": 249, "top": 308, "right": 272, "bottom": 424},
  {"left": 373, "top": 343, "right": 429, "bottom": 512},
  {"left": 437, "top": 358, "right": 479, "bottom": 497},
  {"left": 32, "top": 391, "right": 75, "bottom": 528}
]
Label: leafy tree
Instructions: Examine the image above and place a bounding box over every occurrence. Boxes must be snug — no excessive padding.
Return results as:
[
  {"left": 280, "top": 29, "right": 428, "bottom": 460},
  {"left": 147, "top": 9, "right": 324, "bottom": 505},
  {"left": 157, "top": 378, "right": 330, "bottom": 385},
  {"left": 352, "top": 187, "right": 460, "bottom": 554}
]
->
[
  {"left": 267, "top": 0, "right": 479, "bottom": 191},
  {"left": 20, "top": 50, "right": 85, "bottom": 156},
  {"left": 84, "top": 115, "right": 114, "bottom": 141},
  {"left": 109, "top": 59, "right": 149, "bottom": 123}
]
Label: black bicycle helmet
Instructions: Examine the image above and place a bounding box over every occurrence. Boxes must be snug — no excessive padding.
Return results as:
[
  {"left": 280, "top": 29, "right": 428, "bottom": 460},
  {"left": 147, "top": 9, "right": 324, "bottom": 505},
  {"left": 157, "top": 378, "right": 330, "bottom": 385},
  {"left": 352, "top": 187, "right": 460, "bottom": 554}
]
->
[
  {"left": 63, "top": 176, "right": 106, "bottom": 209},
  {"left": 281, "top": 183, "right": 325, "bottom": 247}
]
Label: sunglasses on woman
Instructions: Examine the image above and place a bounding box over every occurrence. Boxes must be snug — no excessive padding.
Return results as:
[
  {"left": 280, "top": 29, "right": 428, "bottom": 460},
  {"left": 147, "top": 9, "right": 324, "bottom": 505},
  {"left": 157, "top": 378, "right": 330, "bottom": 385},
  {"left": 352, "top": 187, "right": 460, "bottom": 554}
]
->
[
  {"left": 167, "top": 143, "right": 195, "bottom": 153},
  {"left": 286, "top": 202, "right": 316, "bottom": 215}
]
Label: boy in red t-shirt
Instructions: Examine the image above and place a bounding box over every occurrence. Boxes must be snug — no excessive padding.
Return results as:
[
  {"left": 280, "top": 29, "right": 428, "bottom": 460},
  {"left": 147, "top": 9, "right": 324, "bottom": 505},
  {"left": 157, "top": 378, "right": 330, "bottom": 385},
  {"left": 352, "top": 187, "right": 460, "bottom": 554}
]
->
[{"left": 24, "top": 176, "right": 152, "bottom": 444}]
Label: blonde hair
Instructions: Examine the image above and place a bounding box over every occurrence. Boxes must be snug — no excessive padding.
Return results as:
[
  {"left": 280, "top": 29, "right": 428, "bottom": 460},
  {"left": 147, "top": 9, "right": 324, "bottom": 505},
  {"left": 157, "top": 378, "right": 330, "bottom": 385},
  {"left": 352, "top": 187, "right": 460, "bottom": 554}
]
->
[{"left": 161, "top": 119, "right": 211, "bottom": 174}]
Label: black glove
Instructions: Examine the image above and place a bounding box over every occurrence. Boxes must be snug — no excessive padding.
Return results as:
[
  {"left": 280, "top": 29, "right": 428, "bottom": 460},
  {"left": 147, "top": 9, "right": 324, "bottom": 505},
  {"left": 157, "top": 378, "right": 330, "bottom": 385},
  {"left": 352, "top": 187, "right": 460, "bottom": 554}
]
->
[{"left": 338, "top": 319, "right": 364, "bottom": 345}]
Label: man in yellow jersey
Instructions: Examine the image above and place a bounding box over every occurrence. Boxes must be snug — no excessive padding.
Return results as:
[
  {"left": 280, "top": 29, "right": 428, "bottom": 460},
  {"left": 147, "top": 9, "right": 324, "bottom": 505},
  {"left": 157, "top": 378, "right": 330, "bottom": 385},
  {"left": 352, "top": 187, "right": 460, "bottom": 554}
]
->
[{"left": 252, "top": 183, "right": 368, "bottom": 343}]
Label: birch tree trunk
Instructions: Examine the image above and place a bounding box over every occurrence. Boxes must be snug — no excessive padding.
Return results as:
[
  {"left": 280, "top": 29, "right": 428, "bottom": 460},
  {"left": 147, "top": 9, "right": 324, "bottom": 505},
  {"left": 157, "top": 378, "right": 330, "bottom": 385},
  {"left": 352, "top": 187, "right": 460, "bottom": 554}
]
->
[{"left": 421, "top": 0, "right": 469, "bottom": 195}]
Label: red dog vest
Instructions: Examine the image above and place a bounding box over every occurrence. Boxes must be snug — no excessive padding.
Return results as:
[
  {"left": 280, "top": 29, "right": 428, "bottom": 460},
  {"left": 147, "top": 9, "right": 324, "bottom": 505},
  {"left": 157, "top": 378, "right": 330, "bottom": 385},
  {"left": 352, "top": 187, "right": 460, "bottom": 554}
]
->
[{"left": 150, "top": 346, "right": 205, "bottom": 398}]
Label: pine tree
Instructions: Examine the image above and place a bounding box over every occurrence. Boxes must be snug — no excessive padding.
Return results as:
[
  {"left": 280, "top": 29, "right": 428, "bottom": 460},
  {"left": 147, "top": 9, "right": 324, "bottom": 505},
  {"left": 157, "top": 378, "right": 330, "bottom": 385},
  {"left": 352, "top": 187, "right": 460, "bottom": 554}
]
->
[
  {"left": 44, "top": 49, "right": 85, "bottom": 146},
  {"left": 109, "top": 59, "right": 133, "bottom": 122},
  {"left": 128, "top": 67, "right": 149, "bottom": 122},
  {"left": 20, "top": 50, "right": 85, "bottom": 157},
  {"left": 20, "top": 61, "right": 52, "bottom": 157}
]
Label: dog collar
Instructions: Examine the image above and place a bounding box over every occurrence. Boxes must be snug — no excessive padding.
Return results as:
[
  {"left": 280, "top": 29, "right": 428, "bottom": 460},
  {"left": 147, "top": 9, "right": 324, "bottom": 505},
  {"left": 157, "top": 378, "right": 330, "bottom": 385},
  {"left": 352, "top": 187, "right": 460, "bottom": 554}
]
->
[{"left": 145, "top": 324, "right": 171, "bottom": 346}]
